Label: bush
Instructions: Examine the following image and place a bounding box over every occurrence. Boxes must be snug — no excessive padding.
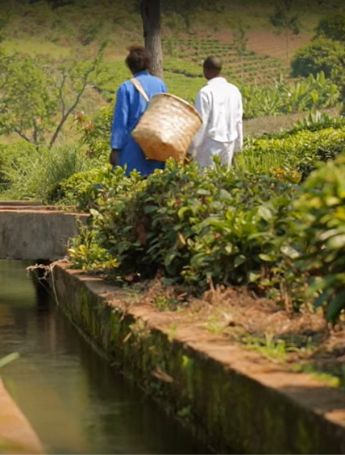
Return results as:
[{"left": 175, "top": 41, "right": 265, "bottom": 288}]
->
[
  {"left": 282, "top": 153, "right": 345, "bottom": 323},
  {"left": 236, "top": 124, "right": 345, "bottom": 179},
  {"left": 291, "top": 38, "right": 345, "bottom": 79},
  {"left": 65, "top": 125, "right": 345, "bottom": 323},
  {"left": 243, "top": 72, "right": 340, "bottom": 118},
  {"left": 68, "top": 160, "right": 296, "bottom": 290},
  {"left": 75, "top": 105, "right": 113, "bottom": 161},
  {"left": 316, "top": 14, "right": 345, "bottom": 43},
  {"left": 59, "top": 165, "right": 131, "bottom": 210}
]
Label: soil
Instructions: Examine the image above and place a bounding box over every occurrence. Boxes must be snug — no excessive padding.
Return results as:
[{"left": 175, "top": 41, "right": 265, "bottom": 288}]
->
[
  {"left": 246, "top": 30, "right": 312, "bottom": 62},
  {"left": 125, "top": 277, "right": 345, "bottom": 387}
]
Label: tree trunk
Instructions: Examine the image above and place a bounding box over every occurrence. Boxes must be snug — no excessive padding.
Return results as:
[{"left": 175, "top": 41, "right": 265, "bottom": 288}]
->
[{"left": 140, "top": 0, "right": 163, "bottom": 78}]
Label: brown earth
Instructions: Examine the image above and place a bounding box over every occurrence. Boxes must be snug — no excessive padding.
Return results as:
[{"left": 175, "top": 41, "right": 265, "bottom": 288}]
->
[
  {"left": 247, "top": 30, "right": 312, "bottom": 62},
  {"left": 123, "top": 276, "right": 345, "bottom": 387}
]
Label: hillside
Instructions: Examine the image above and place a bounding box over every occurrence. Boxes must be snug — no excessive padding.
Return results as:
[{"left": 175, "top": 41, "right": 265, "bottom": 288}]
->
[
  {"left": 0, "top": 0, "right": 343, "bottom": 78},
  {"left": 0, "top": 0, "right": 343, "bottom": 147}
]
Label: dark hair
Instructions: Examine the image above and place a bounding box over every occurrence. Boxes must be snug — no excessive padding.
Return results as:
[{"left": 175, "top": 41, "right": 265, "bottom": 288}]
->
[
  {"left": 125, "top": 46, "right": 151, "bottom": 74},
  {"left": 203, "top": 56, "right": 222, "bottom": 73}
]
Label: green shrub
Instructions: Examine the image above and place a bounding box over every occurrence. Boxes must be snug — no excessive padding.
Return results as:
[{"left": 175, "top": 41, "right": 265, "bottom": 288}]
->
[
  {"left": 242, "top": 72, "right": 340, "bottom": 118},
  {"left": 316, "top": 14, "right": 345, "bottom": 43},
  {"left": 68, "top": 160, "right": 296, "bottom": 290},
  {"left": 59, "top": 165, "right": 135, "bottom": 210},
  {"left": 64, "top": 125, "right": 345, "bottom": 323},
  {"left": 237, "top": 124, "right": 345, "bottom": 178},
  {"left": 75, "top": 105, "right": 113, "bottom": 161},
  {"left": 291, "top": 38, "right": 345, "bottom": 79},
  {"left": 282, "top": 153, "right": 345, "bottom": 323}
]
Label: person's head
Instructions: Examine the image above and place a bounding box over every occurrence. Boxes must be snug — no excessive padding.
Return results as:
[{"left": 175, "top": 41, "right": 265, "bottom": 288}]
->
[
  {"left": 203, "top": 56, "right": 222, "bottom": 80},
  {"left": 125, "top": 45, "right": 151, "bottom": 75}
]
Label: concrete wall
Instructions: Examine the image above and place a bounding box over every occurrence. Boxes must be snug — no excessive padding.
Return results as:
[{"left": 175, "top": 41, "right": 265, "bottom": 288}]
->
[
  {"left": 52, "top": 263, "right": 345, "bottom": 454},
  {"left": 0, "top": 379, "right": 43, "bottom": 454},
  {"left": 0, "top": 206, "right": 88, "bottom": 260}
]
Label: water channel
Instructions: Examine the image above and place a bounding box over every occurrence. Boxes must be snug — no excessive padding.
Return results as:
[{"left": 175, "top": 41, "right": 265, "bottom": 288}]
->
[{"left": 0, "top": 260, "right": 208, "bottom": 454}]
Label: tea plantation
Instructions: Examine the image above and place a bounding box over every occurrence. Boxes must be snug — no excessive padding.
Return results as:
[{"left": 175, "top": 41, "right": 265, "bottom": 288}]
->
[{"left": 0, "top": 0, "right": 345, "bottom": 326}]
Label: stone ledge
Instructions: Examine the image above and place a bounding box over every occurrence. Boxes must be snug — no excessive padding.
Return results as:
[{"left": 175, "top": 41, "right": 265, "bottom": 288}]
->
[
  {"left": 51, "top": 261, "right": 345, "bottom": 454},
  {"left": 0, "top": 209, "right": 88, "bottom": 260},
  {"left": 0, "top": 378, "right": 44, "bottom": 454}
]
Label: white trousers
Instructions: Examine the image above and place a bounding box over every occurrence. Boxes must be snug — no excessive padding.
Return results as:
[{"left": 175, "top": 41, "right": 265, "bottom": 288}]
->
[{"left": 194, "top": 138, "right": 237, "bottom": 170}]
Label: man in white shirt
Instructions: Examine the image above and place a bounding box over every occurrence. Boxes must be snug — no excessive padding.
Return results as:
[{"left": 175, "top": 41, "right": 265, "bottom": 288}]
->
[{"left": 189, "top": 56, "right": 243, "bottom": 169}]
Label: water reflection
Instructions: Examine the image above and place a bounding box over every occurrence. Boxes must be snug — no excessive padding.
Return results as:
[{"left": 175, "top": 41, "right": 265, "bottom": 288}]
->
[{"left": 0, "top": 261, "right": 208, "bottom": 454}]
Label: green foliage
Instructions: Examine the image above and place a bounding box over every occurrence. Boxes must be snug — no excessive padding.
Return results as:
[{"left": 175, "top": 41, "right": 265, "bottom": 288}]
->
[
  {"left": 75, "top": 105, "right": 113, "bottom": 161},
  {"left": 269, "top": 0, "right": 300, "bottom": 60},
  {"left": 270, "top": 0, "right": 299, "bottom": 35},
  {"left": 58, "top": 165, "right": 116, "bottom": 209},
  {"left": 282, "top": 154, "right": 345, "bottom": 323},
  {"left": 67, "top": 160, "right": 295, "bottom": 291},
  {"left": 232, "top": 21, "right": 249, "bottom": 57},
  {"left": 64, "top": 121, "right": 345, "bottom": 323},
  {"left": 0, "top": 47, "right": 105, "bottom": 148},
  {"left": 69, "top": 228, "right": 119, "bottom": 272},
  {"left": 0, "top": 50, "right": 57, "bottom": 145},
  {"left": 237, "top": 124, "right": 345, "bottom": 178},
  {"left": 316, "top": 14, "right": 345, "bottom": 43},
  {"left": 291, "top": 38, "right": 345, "bottom": 79},
  {"left": 2, "top": 143, "right": 92, "bottom": 202},
  {"left": 242, "top": 72, "right": 340, "bottom": 118},
  {"left": 0, "top": 142, "right": 37, "bottom": 193}
]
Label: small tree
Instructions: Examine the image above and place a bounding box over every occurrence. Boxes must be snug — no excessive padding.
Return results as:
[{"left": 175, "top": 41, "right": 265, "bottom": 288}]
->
[
  {"left": 232, "top": 21, "right": 249, "bottom": 80},
  {"left": 0, "top": 46, "right": 105, "bottom": 148},
  {"left": 270, "top": 0, "right": 300, "bottom": 62}
]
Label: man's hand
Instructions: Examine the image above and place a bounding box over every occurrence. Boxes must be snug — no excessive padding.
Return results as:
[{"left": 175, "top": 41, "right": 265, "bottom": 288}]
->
[{"left": 109, "top": 149, "right": 120, "bottom": 167}]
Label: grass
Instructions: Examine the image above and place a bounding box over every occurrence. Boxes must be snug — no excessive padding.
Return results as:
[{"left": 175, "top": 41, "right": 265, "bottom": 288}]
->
[{"left": 1, "top": 38, "right": 70, "bottom": 58}]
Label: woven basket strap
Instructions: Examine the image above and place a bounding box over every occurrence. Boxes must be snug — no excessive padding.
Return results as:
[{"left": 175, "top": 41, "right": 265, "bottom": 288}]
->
[{"left": 131, "top": 78, "right": 150, "bottom": 103}]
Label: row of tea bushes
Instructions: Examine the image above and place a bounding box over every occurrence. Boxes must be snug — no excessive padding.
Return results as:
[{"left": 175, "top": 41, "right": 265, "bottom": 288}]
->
[
  {"left": 65, "top": 148, "right": 345, "bottom": 322},
  {"left": 237, "top": 123, "right": 345, "bottom": 179}
]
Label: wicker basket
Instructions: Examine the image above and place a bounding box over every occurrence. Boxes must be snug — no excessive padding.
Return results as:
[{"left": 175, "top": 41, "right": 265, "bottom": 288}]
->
[{"left": 132, "top": 93, "right": 202, "bottom": 162}]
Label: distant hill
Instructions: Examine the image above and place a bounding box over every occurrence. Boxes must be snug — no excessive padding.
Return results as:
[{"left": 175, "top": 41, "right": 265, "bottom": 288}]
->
[
  {"left": 0, "top": 0, "right": 343, "bottom": 61},
  {"left": 0, "top": 0, "right": 343, "bottom": 122}
]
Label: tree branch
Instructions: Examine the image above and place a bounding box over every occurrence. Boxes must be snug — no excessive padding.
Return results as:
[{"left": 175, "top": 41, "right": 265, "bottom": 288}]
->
[
  {"left": 48, "top": 60, "right": 97, "bottom": 149},
  {"left": 14, "top": 128, "right": 32, "bottom": 144}
]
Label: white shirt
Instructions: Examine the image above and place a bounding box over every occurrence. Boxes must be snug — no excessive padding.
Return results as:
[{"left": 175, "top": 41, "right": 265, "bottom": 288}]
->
[{"left": 190, "top": 77, "right": 243, "bottom": 168}]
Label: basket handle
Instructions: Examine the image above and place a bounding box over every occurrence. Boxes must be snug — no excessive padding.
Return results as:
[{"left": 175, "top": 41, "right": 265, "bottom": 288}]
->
[{"left": 131, "top": 78, "right": 150, "bottom": 103}]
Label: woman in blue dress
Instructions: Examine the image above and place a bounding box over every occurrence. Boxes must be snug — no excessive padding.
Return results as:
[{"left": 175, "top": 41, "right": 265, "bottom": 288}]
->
[{"left": 109, "top": 46, "right": 167, "bottom": 176}]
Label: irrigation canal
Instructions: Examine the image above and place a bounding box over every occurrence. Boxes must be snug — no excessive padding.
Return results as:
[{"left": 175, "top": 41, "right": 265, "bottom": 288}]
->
[{"left": 0, "top": 260, "right": 208, "bottom": 454}]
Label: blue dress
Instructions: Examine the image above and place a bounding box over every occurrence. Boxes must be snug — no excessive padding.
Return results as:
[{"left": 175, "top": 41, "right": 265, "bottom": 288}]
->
[{"left": 110, "top": 70, "right": 167, "bottom": 176}]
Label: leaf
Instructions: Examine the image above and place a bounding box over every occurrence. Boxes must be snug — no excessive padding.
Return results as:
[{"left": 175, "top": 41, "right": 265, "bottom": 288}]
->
[
  {"left": 257, "top": 205, "right": 273, "bottom": 221},
  {"left": 326, "top": 291, "right": 345, "bottom": 324},
  {"left": 177, "top": 232, "right": 186, "bottom": 246},
  {"left": 164, "top": 252, "right": 177, "bottom": 268},
  {"left": 197, "top": 189, "right": 210, "bottom": 196},
  {"left": 258, "top": 253, "right": 274, "bottom": 262},
  {"left": 234, "top": 254, "right": 246, "bottom": 267},
  {"left": 225, "top": 244, "right": 233, "bottom": 254},
  {"left": 144, "top": 205, "right": 157, "bottom": 214},
  {"left": 327, "top": 234, "right": 345, "bottom": 250},
  {"left": 248, "top": 271, "right": 261, "bottom": 282},
  {"left": 280, "top": 245, "right": 300, "bottom": 259},
  {"left": 89, "top": 208, "right": 100, "bottom": 217},
  {"left": 177, "top": 206, "right": 191, "bottom": 219}
]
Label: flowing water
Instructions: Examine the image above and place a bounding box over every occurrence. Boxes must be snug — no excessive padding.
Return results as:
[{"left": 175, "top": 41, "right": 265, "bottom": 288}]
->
[{"left": 0, "top": 260, "right": 208, "bottom": 454}]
